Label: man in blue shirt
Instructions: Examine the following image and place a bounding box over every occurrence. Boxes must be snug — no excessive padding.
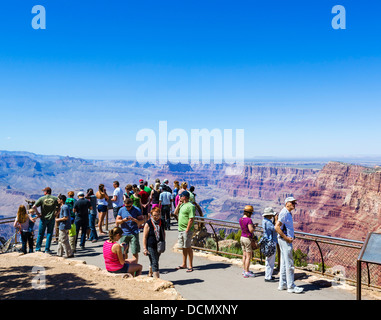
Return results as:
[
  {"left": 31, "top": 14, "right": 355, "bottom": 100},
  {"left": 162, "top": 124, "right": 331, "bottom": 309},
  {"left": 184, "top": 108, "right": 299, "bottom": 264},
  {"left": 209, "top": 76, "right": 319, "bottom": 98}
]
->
[
  {"left": 116, "top": 198, "right": 144, "bottom": 263},
  {"left": 56, "top": 194, "right": 74, "bottom": 258},
  {"left": 275, "top": 197, "right": 304, "bottom": 294},
  {"left": 159, "top": 188, "right": 172, "bottom": 230}
]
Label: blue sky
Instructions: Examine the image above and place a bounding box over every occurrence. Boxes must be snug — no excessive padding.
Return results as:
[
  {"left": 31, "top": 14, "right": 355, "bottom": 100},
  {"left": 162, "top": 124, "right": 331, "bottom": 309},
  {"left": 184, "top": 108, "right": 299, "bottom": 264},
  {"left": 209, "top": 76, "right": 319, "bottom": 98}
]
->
[{"left": 0, "top": 0, "right": 380, "bottom": 160}]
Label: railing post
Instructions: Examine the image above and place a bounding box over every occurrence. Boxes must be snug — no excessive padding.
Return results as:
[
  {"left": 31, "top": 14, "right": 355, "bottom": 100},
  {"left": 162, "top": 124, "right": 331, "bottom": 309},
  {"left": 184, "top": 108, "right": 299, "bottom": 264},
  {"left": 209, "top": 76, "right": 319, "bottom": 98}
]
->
[
  {"left": 357, "top": 260, "right": 362, "bottom": 300},
  {"left": 209, "top": 223, "right": 219, "bottom": 254},
  {"left": 276, "top": 243, "right": 280, "bottom": 271},
  {"left": 315, "top": 240, "right": 325, "bottom": 274}
]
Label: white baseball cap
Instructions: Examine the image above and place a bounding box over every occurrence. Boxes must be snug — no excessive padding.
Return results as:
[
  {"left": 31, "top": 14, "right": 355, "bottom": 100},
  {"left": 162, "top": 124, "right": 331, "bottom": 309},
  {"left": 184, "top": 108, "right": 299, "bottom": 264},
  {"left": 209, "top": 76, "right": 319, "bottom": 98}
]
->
[{"left": 285, "top": 196, "right": 297, "bottom": 204}]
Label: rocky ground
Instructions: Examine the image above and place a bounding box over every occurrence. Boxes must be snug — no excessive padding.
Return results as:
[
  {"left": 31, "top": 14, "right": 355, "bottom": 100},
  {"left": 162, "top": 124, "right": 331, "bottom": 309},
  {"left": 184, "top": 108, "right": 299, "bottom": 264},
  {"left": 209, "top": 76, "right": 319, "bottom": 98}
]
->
[{"left": 0, "top": 251, "right": 182, "bottom": 300}]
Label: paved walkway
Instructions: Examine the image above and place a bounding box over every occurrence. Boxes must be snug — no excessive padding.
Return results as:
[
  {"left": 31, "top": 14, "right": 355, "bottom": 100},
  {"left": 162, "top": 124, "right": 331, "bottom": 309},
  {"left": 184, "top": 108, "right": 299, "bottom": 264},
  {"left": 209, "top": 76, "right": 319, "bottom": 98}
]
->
[{"left": 50, "top": 221, "right": 358, "bottom": 300}]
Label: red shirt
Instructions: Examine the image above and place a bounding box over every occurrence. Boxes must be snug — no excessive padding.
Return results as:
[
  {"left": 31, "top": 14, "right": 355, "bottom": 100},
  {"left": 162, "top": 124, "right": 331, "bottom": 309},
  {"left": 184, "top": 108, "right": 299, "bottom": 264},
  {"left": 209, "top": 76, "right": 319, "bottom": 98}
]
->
[{"left": 138, "top": 190, "right": 149, "bottom": 204}]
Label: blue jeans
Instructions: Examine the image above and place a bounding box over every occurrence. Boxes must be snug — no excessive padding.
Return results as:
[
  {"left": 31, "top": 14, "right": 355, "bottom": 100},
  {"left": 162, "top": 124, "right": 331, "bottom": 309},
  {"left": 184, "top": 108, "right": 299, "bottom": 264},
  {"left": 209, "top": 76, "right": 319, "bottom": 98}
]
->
[
  {"left": 161, "top": 205, "right": 171, "bottom": 230},
  {"left": 20, "top": 231, "right": 34, "bottom": 254},
  {"left": 147, "top": 246, "right": 161, "bottom": 272},
  {"left": 88, "top": 213, "right": 98, "bottom": 241},
  {"left": 36, "top": 218, "right": 55, "bottom": 252},
  {"left": 75, "top": 219, "right": 89, "bottom": 247}
]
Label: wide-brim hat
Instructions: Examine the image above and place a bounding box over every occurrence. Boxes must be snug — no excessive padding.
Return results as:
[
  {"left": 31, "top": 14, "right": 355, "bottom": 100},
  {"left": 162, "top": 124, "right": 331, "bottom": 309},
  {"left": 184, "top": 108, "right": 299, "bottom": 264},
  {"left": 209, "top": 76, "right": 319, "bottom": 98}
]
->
[
  {"left": 262, "top": 207, "right": 277, "bottom": 216},
  {"left": 244, "top": 205, "right": 254, "bottom": 213}
]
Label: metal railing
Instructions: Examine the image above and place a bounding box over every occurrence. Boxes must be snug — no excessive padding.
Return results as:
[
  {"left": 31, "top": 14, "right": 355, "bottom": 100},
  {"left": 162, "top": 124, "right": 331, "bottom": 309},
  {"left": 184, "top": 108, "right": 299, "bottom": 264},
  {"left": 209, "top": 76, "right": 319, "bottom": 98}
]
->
[
  {"left": 192, "top": 216, "right": 381, "bottom": 290},
  {"left": 0, "top": 213, "right": 114, "bottom": 252},
  {"left": 2, "top": 214, "right": 381, "bottom": 290}
]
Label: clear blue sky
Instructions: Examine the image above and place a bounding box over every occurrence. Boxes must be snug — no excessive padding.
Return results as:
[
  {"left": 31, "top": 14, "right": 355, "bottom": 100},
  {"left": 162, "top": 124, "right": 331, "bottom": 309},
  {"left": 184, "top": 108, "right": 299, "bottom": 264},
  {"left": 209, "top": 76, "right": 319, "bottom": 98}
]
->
[{"left": 0, "top": 0, "right": 380, "bottom": 160}]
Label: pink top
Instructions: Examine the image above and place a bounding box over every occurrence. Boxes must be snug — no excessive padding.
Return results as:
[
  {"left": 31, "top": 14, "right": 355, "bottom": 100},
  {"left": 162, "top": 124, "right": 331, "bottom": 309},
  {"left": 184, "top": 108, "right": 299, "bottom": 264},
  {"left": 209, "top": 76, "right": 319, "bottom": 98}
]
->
[
  {"left": 239, "top": 216, "right": 253, "bottom": 238},
  {"left": 103, "top": 240, "right": 123, "bottom": 271}
]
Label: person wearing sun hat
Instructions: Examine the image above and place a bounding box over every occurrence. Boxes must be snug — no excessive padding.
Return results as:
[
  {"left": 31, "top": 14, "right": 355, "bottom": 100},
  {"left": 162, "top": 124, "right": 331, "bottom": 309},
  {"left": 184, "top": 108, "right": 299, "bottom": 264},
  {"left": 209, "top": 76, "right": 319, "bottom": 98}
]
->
[
  {"left": 275, "top": 196, "right": 304, "bottom": 294},
  {"left": 239, "top": 205, "right": 257, "bottom": 278},
  {"left": 262, "top": 207, "right": 278, "bottom": 282}
]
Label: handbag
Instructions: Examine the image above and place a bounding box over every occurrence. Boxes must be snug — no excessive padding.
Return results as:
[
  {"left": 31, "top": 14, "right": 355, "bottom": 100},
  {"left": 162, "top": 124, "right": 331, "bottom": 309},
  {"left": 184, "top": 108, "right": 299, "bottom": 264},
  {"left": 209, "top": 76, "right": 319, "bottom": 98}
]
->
[
  {"left": 157, "top": 240, "right": 166, "bottom": 253},
  {"left": 251, "top": 235, "right": 259, "bottom": 250},
  {"left": 259, "top": 236, "right": 276, "bottom": 257}
]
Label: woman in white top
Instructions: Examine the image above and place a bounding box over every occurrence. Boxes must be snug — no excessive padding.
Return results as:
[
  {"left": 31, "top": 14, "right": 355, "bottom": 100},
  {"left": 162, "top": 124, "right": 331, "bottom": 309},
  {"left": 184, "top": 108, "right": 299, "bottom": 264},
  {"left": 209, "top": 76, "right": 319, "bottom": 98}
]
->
[{"left": 96, "top": 184, "right": 109, "bottom": 235}]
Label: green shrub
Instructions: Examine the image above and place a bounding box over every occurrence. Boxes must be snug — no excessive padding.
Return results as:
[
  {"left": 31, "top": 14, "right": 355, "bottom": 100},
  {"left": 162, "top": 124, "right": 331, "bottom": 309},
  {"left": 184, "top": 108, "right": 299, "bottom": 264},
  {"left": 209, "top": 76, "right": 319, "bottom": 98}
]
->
[
  {"left": 205, "top": 237, "right": 216, "bottom": 250},
  {"left": 293, "top": 248, "right": 308, "bottom": 267}
]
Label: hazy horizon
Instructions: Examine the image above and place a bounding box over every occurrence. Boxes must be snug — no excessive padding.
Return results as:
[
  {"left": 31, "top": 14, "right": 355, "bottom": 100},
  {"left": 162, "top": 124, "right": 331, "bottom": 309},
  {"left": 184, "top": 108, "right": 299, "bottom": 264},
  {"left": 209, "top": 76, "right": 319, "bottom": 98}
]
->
[{"left": 2, "top": 149, "right": 381, "bottom": 166}]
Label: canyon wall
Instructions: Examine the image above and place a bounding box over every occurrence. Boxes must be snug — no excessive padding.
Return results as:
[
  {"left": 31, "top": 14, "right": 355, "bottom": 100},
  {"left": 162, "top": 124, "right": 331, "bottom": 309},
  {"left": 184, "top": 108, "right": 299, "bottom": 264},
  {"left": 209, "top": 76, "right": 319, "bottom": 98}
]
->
[
  {"left": 217, "top": 165, "right": 319, "bottom": 203},
  {"left": 208, "top": 161, "right": 381, "bottom": 241},
  {"left": 294, "top": 161, "right": 381, "bottom": 241}
]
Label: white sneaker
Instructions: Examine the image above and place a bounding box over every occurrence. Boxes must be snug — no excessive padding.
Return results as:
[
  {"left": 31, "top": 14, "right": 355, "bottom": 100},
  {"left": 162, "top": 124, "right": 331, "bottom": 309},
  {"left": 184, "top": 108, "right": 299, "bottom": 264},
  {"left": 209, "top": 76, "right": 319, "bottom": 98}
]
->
[
  {"left": 278, "top": 285, "right": 287, "bottom": 291},
  {"left": 287, "top": 286, "right": 304, "bottom": 294}
]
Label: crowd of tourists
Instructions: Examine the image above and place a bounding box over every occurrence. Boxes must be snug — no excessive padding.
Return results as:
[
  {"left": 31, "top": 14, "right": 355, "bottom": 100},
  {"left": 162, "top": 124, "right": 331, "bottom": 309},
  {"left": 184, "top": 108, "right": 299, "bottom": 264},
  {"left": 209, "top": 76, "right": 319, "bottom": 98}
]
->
[
  {"left": 13, "top": 178, "right": 198, "bottom": 279},
  {"left": 13, "top": 178, "right": 303, "bottom": 293}
]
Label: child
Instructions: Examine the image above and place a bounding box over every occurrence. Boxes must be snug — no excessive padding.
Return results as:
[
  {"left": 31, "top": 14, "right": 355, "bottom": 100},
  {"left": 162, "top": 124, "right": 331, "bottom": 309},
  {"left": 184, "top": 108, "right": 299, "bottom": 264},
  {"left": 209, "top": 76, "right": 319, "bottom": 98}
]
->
[
  {"left": 14, "top": 205, "right": 36, "bottom": 254},
  {"left": 65, "top": 191, "right": 77, "bottom": 252},
  {"left": 28, "top": 209, "right": 36, "bottom": 235}
]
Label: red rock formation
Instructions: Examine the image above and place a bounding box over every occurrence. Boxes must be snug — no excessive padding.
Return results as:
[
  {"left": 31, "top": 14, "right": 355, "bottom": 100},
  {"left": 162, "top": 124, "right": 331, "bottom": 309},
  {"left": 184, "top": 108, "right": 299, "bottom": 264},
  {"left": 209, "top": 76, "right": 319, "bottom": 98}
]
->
[
  {"left": 217, "top": 165, "right": 319, "bottom": 202},
  {"left": 294, "top": 162, "right": 381, "bottom": 241}
]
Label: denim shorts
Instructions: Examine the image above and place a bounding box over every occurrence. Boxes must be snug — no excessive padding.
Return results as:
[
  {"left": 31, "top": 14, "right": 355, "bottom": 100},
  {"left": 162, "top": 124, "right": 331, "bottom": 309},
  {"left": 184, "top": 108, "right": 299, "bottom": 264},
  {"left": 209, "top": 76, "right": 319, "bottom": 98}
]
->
[
  {"left": 97, "top": 205, "right": 107, "bottom": 212},
  {"left": 109, "top": 263, "right": 129, "bottom": 274}
]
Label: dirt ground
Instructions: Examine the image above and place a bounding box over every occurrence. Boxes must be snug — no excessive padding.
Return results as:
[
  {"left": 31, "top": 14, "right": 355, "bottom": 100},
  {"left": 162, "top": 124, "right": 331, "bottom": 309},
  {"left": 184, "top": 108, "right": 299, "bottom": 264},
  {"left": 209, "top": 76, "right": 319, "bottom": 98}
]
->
[{"left": 0, "top": 251, "right": 182, "bottom": 300}]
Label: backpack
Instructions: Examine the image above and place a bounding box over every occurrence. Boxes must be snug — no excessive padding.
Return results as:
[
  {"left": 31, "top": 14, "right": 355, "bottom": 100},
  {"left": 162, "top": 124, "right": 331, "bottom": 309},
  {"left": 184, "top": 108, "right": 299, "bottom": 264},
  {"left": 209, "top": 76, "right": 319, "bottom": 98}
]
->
[{"left": 259, "top": 236, "right": 276, "bottom": 257}]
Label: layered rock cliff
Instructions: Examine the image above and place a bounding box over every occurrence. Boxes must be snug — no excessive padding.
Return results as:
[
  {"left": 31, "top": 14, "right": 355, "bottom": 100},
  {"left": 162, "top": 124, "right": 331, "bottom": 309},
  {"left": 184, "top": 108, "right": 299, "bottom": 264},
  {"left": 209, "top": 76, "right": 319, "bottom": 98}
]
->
[
  {"left": 294, "top": 162, "right": 381, "bottom": 241},
  {"left": 217, "top": 165, "right": 319, "bottom": 202}
]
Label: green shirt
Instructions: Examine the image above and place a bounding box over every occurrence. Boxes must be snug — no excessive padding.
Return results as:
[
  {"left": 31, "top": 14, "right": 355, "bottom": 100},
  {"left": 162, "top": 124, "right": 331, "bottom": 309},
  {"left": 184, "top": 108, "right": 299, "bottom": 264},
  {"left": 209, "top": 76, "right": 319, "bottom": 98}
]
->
[
  {"left": 35, "top": 195, "right": 58, "bottom": 220},
  {"left": 178, "top": 202, "right": 195, "bottom": 232},
  {"left": 144, "top": 186, "right": 151, "bottom": 194},
  {"left": 130, "top": 194, "right": 141, "bottom": 208}
]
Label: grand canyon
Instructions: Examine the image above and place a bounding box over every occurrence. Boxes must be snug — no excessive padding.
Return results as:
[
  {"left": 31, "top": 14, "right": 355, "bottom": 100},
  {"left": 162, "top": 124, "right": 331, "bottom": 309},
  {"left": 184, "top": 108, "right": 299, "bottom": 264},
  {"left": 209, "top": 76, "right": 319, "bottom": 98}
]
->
[{"left": 1, "top": 150, "right": 381, "bottom": 242}]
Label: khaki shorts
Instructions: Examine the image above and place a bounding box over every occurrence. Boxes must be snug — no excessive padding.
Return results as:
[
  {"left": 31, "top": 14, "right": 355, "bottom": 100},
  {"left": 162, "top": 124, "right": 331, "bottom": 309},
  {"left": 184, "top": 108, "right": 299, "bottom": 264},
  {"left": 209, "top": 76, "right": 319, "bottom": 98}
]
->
[
  {"left": 240, "top": 236, "right": 253, "bottom": 253},
  {"left": 178, "top": 231, "right": 193, "bottom": 249}
]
